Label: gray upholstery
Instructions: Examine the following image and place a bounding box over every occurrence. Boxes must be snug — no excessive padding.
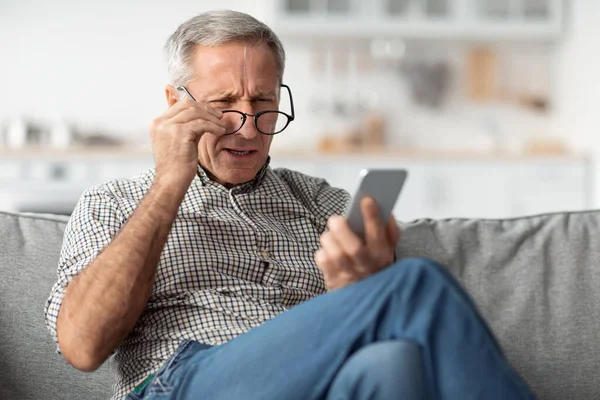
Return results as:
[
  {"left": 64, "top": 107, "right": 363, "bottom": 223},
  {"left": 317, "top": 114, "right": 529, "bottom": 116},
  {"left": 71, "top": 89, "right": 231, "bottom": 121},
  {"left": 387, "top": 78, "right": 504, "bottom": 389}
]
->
[
  {"left": 1, "top": 209, "right": 599, "bottom": 399},
  {"left": 396, "top": 213, "right": 600, "bottom": 400},
  {"left": 0, "top": 211, "right": 113, "bottom": 400}
]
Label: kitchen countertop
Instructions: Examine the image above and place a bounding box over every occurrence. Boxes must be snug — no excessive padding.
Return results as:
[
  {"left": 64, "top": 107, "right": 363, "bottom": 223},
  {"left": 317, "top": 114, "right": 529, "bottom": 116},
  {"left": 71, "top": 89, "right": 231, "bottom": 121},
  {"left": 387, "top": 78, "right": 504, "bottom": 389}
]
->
[{"left": 0, "top": 145, "right": 591, "bottom": 162}]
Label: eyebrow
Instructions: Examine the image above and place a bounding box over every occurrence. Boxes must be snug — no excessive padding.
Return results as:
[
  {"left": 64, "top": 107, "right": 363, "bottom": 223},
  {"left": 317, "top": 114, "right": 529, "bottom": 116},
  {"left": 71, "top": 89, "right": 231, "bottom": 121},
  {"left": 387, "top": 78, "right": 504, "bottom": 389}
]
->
[{"left": 207, "top": 90, "right": 277, "bottom": 100}]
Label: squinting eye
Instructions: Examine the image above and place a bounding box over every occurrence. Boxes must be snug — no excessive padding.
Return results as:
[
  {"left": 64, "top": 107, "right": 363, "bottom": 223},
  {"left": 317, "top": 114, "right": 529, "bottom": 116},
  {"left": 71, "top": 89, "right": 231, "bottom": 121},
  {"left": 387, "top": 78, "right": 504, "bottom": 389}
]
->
[{"left": 211, "top": 99, "right": 232, "bottom": 106}]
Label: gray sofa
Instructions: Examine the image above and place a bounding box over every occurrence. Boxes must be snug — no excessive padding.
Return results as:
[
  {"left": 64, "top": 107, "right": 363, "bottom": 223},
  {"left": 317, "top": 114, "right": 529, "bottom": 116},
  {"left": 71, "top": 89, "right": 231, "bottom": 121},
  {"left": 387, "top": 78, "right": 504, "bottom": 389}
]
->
[{"left": 1, "top": 209, "right": 599, "bottom": 400}]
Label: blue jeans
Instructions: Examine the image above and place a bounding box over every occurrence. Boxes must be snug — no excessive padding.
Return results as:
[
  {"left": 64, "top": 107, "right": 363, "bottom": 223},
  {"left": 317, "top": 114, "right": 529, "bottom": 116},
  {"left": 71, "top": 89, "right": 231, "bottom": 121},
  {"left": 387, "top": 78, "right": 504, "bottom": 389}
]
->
[{"left": 126, "top": 258, "right": 535, "bottom": 399}]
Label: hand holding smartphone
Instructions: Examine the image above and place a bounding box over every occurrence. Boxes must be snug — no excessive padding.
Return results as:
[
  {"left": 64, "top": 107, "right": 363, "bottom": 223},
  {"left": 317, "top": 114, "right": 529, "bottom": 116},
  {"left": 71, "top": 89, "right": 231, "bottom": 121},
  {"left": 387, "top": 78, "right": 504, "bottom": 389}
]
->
[{"left": 345, "top": 169, "right": 408, "bottom": 240}]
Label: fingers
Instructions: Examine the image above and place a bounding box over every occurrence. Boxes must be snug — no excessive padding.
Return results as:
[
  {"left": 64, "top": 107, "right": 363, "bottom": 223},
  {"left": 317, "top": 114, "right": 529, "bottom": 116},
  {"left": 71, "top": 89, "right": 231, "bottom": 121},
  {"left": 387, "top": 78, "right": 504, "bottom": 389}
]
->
[
  {"left": 171, "top": 105, "right": 222, "bottom": 124},
  {"left": 327, "top": 216, "right": 371, "bottom": 269},
  {"left": 318, "top": 229, "right": 354, "bottom": 272},
  {"left": 182, "top": 119, "right": 227, "bottom": 141},
  {"left": 161, "top": 98, "right": 224, "bottom": 132},
  {"left": 164, "top": 94, "right": 222, "bottom": 116},
  {"left": 162, "top": 97, "right": 196, "bottom": 119},
  {"left": 173, "top": 103, "right": 224, "bottom": 124},
  {"left": 150, "top": 92, "right": 229, "bottom": 187},
  {"left": 150, "top": 118, "right": 226, "bottom": 145},
  {"left": 387, "top": 217, "right": 401, "bottom": 246},
  {"left": 316, "top": 212, "right": 399, "bottom": 291},
  {"left": 361, "top": 197, "right": 387, "bottom": 247},
  {"left": 361, "top": 197, "right": 397, "bottom": 267},
  {"left": 153, "top": 101, "right": 227, "bottom": 141},
  {"left": 314, "top": 248, "right": 328, "bottom": 271},
  {"left": 200, "top": 103, "right": 223, "bottom": 119},
  {"left": 315, "top": 228, "right": 367, "bottom": 291}
]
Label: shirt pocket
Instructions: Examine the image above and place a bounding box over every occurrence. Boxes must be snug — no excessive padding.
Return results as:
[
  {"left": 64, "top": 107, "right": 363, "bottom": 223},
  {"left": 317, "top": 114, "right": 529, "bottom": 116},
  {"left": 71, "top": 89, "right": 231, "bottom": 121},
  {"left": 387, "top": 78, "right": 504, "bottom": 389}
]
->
[{"left": 281, "top": 216, "right": 322, "bottom": 253}]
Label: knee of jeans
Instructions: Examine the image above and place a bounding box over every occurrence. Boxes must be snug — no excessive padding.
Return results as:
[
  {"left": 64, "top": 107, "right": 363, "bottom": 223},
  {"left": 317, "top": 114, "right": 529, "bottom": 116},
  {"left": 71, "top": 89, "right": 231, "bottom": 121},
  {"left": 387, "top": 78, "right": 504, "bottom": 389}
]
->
[
  {"left": 344, "top": 340, "right": 423, "bottom": 378},
  {"left": 329, "top": 341, "right": 427, "bottom": 400},
  {"left": 387, "top": 257, "right": 456, "bottom": 286}
]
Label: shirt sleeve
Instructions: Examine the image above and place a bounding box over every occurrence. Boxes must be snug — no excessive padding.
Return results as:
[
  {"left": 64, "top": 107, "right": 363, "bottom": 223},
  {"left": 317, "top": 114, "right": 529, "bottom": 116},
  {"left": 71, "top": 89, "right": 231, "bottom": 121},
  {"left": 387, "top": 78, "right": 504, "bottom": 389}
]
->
[
  {"left": 44, "top": 186, "right": 126, "bottom": 353},
  {"left": 314, "top": 180, "right": 351, "bottom": 229},
  {"left": 316, "top": 179, "right": 402, "bottom": 261}
]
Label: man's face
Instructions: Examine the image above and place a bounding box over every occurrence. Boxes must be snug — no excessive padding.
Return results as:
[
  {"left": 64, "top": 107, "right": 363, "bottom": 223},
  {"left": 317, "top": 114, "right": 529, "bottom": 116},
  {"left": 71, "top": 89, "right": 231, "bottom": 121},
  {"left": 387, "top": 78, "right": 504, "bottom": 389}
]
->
[{"left": 166, "top": 41, "right": 280, "bottom": 187}]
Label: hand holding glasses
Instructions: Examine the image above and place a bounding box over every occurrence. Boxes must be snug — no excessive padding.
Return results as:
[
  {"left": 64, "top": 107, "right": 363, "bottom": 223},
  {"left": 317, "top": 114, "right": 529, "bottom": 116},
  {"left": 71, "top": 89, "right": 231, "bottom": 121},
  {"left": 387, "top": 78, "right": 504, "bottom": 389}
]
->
[{"left": 176, "top": 85, "right": 295, "bottom": 136}]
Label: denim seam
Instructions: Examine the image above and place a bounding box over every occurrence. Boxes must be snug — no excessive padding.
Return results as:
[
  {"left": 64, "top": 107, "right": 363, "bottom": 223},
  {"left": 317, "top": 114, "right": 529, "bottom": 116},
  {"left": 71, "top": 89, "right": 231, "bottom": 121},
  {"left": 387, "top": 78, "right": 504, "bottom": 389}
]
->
[
  {"left": 125, "top": 392, "right": 142, "bottom": 400},
  {"left": 147, "top": 340, "right": 194, "bottom": 395}
]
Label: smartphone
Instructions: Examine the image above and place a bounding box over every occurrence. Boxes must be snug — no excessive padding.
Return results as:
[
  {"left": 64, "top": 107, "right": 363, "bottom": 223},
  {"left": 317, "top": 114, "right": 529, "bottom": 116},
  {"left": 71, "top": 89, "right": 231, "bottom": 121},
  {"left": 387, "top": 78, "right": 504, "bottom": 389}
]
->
[{"left": 345, "top": 169, "right": 408, "bottom": 239}]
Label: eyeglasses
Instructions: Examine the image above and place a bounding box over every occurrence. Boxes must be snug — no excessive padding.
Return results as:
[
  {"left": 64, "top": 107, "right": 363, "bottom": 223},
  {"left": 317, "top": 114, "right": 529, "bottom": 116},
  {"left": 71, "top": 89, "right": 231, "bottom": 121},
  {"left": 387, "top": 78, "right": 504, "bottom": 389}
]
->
[{"left": 175, "top": 84, "right": 295, "bottom": 135}]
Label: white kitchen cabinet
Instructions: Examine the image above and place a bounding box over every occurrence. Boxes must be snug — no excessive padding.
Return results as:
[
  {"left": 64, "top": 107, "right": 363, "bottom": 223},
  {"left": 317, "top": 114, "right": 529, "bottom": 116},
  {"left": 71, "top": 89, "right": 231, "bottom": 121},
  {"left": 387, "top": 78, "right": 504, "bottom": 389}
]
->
[
  {"left": 25, "top": 160, "right": 89, "bottom": 181},
  {"left": 268, "top": 0, "right": 563, "bottom": 40},
  {"left": 90, "top": 160, "right": 154, "bottom": 182},
  {"left": 469, "top": 0, "right": 563, "bottom": 39},
  {"left": 270, "top": 154, "right": 591, "bottom": 221},
  {"left": 0, "top": 151, "right": 591, "bottom": 219},
  {"left": 0, "top": 152, "right": 154, "bottom": 214},
  {"left": 0, "top": 160, "right": 22, "bottom": 180}
]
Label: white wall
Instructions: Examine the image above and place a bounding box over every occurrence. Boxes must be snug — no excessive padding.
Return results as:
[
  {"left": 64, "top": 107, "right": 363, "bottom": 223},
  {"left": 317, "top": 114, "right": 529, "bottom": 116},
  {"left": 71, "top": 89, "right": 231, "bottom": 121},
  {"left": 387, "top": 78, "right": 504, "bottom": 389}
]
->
[
  {"left": 0, "top": 0, "right": 271, "bottom": 135},
  {"left": 556, "top": 0, "right": 600, "bottom": 205},
  {"left": 3, "top": 0, "right": 600, "bottom": 207},
  {"left": 0, "top": 0, "right": 320, "bottom": 150}
]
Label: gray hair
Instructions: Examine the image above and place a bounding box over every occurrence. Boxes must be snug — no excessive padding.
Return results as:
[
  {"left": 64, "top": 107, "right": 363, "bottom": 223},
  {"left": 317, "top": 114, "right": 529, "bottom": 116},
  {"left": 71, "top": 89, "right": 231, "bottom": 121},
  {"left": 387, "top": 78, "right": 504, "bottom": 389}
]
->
[{"left": 164, "top": 10, "right": 286, "bottom": 87}]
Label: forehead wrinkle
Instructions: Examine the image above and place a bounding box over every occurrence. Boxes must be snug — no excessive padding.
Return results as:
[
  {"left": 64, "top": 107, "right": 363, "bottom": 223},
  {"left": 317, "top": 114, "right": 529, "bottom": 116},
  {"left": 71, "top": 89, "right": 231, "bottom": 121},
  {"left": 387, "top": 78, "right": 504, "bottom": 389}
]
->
[
  {"left": 196, "top": 43, "right": 279, "bottom": 100},
  {"left": 241, "top": 44, "right": 278, "bottom": 99},
  {"left": 240, "top": 44, "right": 249, "bottom": 89}
]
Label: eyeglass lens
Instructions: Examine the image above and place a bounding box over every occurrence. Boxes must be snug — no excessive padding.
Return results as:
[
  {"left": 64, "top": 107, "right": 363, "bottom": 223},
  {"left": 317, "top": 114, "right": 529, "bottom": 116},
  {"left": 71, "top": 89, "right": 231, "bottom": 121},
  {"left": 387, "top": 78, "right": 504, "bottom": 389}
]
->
[{"left": 222, "top": 111, "right": 288, "bottom": 135}]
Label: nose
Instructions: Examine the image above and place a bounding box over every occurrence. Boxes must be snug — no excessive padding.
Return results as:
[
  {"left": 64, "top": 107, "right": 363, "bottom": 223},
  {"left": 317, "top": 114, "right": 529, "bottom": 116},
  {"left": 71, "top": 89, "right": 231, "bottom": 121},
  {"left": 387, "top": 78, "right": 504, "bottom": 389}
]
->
[
  {"left": 237, "top": 116, "right": 259, "bottom": 139},
  {"left": 236, "top": 106, "right": 259, "bottom": 140}
]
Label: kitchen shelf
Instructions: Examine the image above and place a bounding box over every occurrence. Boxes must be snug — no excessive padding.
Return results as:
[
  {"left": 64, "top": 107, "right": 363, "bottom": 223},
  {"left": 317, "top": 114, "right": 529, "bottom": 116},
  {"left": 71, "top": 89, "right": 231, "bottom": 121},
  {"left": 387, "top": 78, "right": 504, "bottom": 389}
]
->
[
  {"left": 268, "top": 0, "right": 564, "bottom": 41},
  {"left": 0, "top": 146, "right": 589, "bottom": 162},
  {"left": 0, "top": 145, "right": 592, "bottom": 219},
  {"left": 270, "top": 19, "right": 562, "bottom": 41}
]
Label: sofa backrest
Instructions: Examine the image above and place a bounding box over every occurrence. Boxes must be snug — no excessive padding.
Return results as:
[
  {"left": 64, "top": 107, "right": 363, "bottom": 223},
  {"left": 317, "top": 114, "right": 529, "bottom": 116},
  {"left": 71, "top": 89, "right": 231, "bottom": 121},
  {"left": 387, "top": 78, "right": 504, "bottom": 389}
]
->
[
  {"left": 396, "top": 212, "right": 600, "bottom": 400},
  {"left": 1, "top": 209, "right": 599, "bottom": 400},
  {"left": 0, "top": 211, "right": 113, "bottom": 400}
]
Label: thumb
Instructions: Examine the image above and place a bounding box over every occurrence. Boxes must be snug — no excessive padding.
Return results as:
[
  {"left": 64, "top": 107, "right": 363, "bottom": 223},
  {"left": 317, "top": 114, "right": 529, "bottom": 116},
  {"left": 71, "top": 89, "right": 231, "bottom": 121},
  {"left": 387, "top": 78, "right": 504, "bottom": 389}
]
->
[{"left": 387, "top": 217, "right": 401, "bottom": 246}]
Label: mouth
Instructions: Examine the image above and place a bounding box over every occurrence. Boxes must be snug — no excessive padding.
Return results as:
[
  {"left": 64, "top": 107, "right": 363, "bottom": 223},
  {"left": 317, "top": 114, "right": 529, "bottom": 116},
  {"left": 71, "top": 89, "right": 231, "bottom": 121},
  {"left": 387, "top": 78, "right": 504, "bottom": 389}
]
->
[{"left": 224, "top": 148, "right": 257, "bottom": 157}]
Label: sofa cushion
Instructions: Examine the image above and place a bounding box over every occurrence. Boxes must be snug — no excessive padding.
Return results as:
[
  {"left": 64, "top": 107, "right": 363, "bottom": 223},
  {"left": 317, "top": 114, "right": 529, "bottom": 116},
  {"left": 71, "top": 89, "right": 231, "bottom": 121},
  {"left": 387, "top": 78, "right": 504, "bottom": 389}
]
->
[
  {"left": 0, "top": 211, "right": 113, "bottom": 400},
  {"left": 397, "top": 211, "right": 600, "bottom": 400},
  {"left": 2, "top": 208, "right": 600, "bottom": 400}
]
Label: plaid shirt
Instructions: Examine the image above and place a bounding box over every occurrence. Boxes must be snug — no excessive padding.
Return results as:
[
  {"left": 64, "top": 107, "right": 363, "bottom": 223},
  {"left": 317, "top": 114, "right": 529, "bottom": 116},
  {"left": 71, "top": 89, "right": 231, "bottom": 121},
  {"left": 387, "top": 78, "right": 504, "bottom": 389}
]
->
[{"left": 44, "top": 159, "right": 350, "bottom": 399}]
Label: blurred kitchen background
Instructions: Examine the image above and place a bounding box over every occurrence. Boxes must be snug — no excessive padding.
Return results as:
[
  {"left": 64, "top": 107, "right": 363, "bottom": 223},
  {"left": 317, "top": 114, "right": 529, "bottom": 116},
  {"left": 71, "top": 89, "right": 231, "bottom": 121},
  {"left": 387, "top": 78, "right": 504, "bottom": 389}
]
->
[{"left": 0, "top": 0, "right": 597, "bottom": 220}]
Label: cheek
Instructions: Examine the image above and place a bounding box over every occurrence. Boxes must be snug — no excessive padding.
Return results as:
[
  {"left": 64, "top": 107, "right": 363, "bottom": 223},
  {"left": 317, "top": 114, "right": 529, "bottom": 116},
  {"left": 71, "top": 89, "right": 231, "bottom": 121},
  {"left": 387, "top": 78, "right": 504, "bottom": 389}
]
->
[
  {"left": 199, "top": 134, "right": 220, "bottom": 154},
  {"left": 262, "top": 135, "right": 274, "bottom": 150}
]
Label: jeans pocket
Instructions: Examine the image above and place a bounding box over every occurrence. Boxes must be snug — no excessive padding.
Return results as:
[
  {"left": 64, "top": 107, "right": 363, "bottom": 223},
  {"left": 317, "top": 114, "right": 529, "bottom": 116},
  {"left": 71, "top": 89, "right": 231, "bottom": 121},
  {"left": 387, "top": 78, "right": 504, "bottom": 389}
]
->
[
  {"left": 147, "top": 376, "right": 173, "bottom": 396},
  {"left": 147, "top": 340, "right": 212, "bottom": 396}
]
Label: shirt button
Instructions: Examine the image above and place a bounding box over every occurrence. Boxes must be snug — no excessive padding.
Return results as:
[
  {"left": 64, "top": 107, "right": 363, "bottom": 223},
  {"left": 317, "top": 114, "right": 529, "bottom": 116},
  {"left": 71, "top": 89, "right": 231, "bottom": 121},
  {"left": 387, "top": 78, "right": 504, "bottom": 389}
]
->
[{"left": 260, "top": 250, "right": 270, "bottom": 259}]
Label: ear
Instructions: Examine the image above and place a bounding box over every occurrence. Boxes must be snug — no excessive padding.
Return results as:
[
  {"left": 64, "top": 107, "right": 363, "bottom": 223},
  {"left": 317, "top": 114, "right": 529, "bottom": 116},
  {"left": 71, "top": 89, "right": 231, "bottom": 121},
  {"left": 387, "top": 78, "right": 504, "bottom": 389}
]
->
[{"left": 165, "top": 85, "right": 179, "bottom": 107}]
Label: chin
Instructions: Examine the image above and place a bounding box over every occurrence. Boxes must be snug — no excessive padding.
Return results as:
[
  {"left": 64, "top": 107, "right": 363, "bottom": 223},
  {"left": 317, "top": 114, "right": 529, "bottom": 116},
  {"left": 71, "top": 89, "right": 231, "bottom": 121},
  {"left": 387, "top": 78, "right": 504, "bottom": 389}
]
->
[
  {"left": 220, "top": 169, "right": 259, "bottom": 186},
  {"left": 212, "top": 154, "right": 268, "bottom": 186}
]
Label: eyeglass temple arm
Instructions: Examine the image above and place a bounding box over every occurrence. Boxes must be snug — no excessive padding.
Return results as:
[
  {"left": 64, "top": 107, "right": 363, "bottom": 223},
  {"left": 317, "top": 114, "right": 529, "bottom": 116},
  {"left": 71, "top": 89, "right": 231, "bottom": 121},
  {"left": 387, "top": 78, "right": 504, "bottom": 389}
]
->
[
  {"left": 281, "top": 84, "right": 295, "bottom": 119},
  {"left": 178, "top": 84, "right": 294, "bottom": 119},
  {"left": 175, "top": 86, "right": 198, "bottom": 102}
]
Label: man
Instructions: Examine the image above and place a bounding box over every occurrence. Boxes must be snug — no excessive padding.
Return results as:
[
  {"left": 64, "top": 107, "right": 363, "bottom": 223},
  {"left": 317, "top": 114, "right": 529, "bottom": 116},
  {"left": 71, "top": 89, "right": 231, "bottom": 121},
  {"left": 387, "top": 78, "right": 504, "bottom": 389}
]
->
[{"left": 45, "top": 10, "right": 534, "bottom": 400}]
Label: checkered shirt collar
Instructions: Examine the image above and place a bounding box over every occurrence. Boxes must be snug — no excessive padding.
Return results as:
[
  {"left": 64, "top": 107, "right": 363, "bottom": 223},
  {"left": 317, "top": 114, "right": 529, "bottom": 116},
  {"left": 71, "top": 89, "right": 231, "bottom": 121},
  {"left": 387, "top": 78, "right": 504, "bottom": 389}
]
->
[{"left": 195, "top": 156, "right": 271, "bottom": 194}]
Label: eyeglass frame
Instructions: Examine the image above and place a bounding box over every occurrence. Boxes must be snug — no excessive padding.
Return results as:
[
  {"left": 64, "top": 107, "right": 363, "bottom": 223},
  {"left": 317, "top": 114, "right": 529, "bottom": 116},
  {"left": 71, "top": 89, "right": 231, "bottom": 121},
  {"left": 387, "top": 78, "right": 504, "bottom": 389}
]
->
[{"left": 175, "top": 84, "right": 295, "bottom": 136}]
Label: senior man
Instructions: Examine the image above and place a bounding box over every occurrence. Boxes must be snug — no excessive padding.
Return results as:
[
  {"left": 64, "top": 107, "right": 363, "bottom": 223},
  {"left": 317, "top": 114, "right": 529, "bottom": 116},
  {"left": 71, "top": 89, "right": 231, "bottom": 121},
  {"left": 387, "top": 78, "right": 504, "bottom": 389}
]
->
[{"left": 45, "top": 10, "right": 534, "bottom": 400}]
